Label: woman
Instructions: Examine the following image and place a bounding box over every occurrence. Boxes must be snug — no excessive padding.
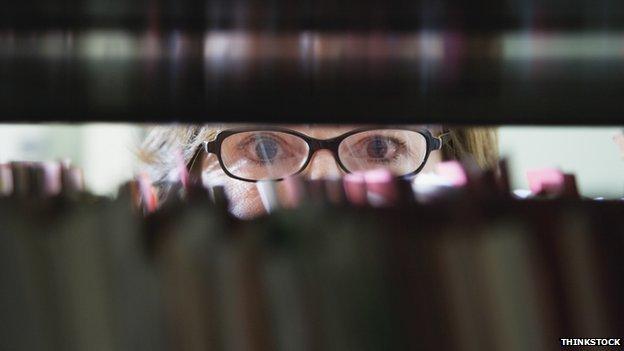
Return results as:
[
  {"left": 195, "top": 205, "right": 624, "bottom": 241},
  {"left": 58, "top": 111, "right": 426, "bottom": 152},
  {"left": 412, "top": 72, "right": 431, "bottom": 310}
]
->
[{"left": 139, "top": 125, "right": 498, "bottom": 218}]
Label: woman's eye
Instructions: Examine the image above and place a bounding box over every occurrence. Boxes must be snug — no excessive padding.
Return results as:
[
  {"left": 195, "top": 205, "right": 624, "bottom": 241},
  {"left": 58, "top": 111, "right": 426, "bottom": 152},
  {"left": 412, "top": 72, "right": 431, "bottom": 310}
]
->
[
  {"left": 354, "top": 136, "right": 402, "bottom": 161},
  {"left": 366, "top": 137, "right": 390, "bottom": 158},
  {"left": 238, "top": 134, "right": 293, "bottom": 163},
  {"left": 254, "top": 138, "right": 280, "bottom": 161}
]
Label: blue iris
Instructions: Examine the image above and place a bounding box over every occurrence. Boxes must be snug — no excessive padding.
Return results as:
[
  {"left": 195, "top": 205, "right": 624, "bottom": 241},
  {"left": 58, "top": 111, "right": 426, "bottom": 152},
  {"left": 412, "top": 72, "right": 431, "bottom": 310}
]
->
[
  {"left": 255, "top": 139, "right": 279, "bottom": 161},
  {"left": 367, "top": 137, "right": 388, "bottom": 158}
]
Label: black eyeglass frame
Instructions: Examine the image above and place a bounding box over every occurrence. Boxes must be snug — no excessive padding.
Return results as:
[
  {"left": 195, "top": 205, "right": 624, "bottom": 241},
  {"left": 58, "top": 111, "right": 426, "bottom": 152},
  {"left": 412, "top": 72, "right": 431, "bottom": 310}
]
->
[{"left": 203, "top": 126, "right": 446, "bottom": 182}]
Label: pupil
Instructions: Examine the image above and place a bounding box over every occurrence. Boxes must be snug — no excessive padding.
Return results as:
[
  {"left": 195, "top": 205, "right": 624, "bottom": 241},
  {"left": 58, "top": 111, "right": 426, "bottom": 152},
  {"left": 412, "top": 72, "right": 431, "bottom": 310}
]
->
[
  {"left": 255, "top": 139, "right": 279, "bottom": 161},
  {"left": 367, "top": 138, "right": 388, "bottom": 158}
]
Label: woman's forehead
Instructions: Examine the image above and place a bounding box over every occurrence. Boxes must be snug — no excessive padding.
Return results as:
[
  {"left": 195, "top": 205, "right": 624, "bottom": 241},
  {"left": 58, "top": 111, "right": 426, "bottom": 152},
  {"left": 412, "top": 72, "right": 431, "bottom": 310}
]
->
[
  {"left": 216, "top": 124, "right": 434, "bottom": 138},
  {"left": 206, "top": 123, "right": 442, "bottom": 139},
  {"left": 292, "top": 125, "right": 441, "bottom": 138},
  {"left": 286, "top": 125, "right": 361, "bottom": 138}
]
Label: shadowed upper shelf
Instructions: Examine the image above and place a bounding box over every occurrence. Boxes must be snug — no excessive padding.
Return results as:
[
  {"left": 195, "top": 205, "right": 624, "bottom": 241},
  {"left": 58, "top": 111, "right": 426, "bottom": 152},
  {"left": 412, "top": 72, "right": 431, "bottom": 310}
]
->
[{"left": 2, "top": 0, "right": 624, "bottom": 124}]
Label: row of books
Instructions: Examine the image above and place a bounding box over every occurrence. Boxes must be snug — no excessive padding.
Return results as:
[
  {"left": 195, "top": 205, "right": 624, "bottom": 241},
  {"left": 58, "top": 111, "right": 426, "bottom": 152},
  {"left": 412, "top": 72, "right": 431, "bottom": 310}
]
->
[{"left": 0, "top": 160, "right": 622, "bottom": 350}]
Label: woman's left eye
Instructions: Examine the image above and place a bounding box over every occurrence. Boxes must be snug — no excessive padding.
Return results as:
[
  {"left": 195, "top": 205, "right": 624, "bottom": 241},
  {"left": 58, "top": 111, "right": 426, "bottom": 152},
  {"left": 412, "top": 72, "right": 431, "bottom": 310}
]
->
[
  {"left": 366, "top": 137, "right": 391, "bottom": 158},
  {"left": 357, "top": 136, "right": 402, "bottom": 160}
]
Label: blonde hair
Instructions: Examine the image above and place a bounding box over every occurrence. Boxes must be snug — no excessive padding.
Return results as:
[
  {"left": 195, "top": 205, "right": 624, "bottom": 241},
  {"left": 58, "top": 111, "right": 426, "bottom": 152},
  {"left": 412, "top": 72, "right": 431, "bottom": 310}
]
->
[
  {"left": 138, "top": 125, "right": 499, "bottom": 185},
  {"left": 442, "top": 127, "right": 499, "bottom": 169}
]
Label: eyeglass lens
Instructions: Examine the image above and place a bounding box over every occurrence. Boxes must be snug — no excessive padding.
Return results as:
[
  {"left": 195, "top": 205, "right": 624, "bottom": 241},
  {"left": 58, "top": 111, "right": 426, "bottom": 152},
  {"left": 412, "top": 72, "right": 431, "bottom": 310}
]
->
[
  {"left": 220, "top": 129, "right": 428, "bottom": 180},
  {"left": 339, "top": 129, "right": 427, "bottom": 175}
]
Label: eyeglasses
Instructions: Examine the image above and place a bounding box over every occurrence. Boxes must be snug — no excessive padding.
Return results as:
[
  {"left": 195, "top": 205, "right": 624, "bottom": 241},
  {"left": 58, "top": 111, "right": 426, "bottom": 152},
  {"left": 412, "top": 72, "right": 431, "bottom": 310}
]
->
[{"left": 203, "top": 127, "right": 446, "bottom": 182}]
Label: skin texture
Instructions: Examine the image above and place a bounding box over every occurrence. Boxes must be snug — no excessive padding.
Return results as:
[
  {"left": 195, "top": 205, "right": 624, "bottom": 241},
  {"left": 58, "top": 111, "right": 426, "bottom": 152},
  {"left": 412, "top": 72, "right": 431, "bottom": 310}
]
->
[{"left": 201, "top": 125, "right": 443, "bottom": 218}]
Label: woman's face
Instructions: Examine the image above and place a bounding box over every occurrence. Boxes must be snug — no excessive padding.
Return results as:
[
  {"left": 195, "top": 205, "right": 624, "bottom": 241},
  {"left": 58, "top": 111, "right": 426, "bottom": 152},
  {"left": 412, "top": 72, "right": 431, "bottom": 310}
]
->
[{"left": 201, "top": 125, "right": 443, "bottom": 218}]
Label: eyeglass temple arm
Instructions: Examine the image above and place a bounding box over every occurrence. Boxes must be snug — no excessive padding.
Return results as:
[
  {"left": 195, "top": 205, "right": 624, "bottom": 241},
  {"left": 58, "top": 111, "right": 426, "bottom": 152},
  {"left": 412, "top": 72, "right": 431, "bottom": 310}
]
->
[
  {"left": 204, "top": 140, "right": 217, "bottom": 154},
  {"left": 432, "top": 132, "right": 451, "bottom": 150}
]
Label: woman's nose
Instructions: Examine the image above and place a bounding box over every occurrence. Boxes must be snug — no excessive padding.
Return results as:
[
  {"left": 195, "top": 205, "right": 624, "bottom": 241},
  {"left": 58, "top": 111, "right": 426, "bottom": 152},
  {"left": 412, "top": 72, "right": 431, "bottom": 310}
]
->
[{"left": 301, "top": 150, "right": 343, "bottom": 180}]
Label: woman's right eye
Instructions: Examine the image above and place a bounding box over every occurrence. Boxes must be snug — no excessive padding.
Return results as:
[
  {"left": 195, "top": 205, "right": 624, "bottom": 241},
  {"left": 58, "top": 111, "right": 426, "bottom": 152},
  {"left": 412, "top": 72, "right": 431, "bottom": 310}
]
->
[
  {"left": 253, "top": 138, "right": 279, "bottom": 161},
  {"left": 238, "top": 134, "right": 289, "bottom": 164}
]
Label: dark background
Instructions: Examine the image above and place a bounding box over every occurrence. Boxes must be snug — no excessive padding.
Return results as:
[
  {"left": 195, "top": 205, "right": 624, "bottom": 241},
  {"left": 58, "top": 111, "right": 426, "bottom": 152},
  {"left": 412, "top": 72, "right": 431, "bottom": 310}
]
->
[{"left": 2, "top": 0, "right": 624, "bottom": 124}]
